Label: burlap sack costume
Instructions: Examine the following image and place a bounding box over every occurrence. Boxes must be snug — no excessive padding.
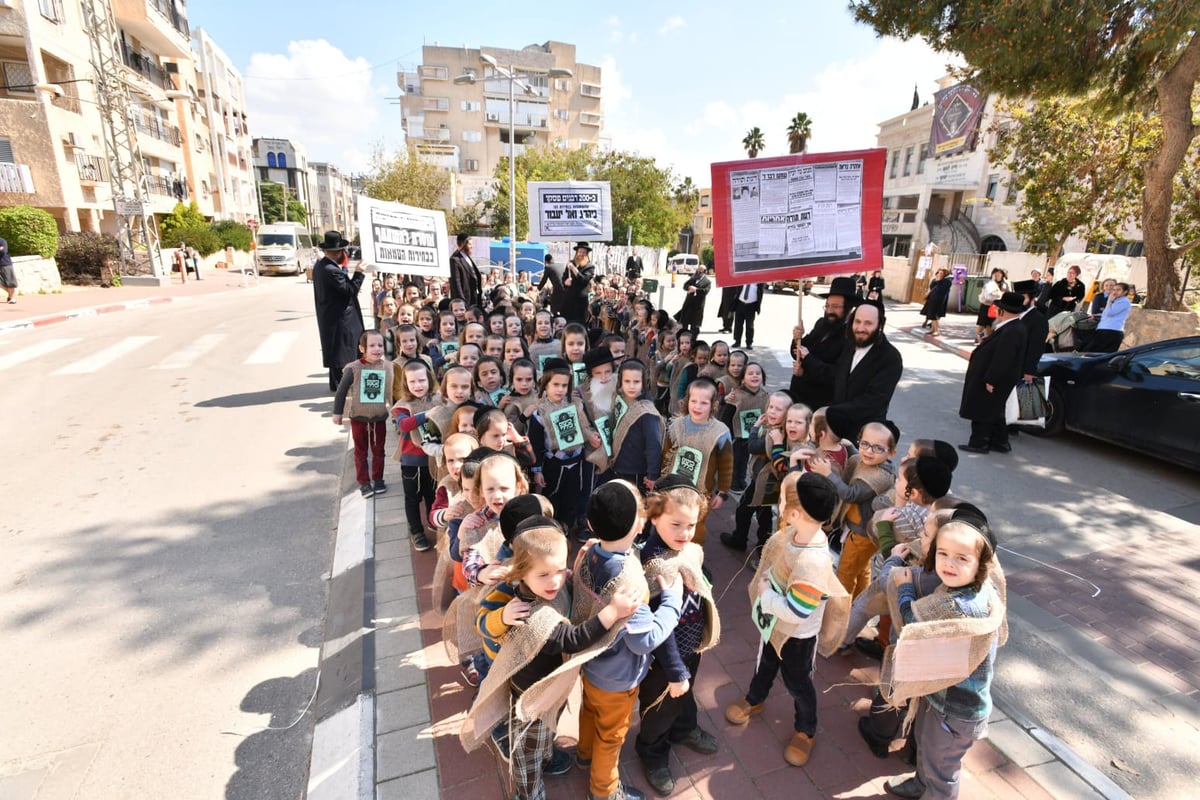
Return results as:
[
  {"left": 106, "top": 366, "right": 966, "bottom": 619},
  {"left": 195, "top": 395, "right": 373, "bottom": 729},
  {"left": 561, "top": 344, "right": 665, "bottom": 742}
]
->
[
  {"left": 749, "top": 527, "right": 850, "bottom": 658},
  {"left": 726, "top": 386, "right": 768, "bottom": 439},
  {"left": 571, "top": 544, "right": 651, "bottom": 653},
  {"left": 532, "top": 396, "right": 595, "bottom": 455},
  {"left": 425, "top": 403, "right": 457, "bottom": 483},
  {"left": 879, "top": 535, "right": 1007, "bottom": 713},
  {"left": 442, "top": 523, "right": 503, "bottom": 663},
  {"left": 431, "top": 484, "right": 470, "bottom": 613},
  {"left": 500, "top": 391, "right": 538, "bottom": 434},
  {"left": 391, "top": 393, "right": 438, "bottom": 461},
  {"left": 340, "top": 359, "right": 393, "bottom": 420},
  {"left": 642, "top": 542, "right": 720, "bottom": 652},
  {"left": 835, "top": 456, "right": 895, "bottom": 535},
  {"left": 611, "top": 398, "right": 660, "bottom": 472}
]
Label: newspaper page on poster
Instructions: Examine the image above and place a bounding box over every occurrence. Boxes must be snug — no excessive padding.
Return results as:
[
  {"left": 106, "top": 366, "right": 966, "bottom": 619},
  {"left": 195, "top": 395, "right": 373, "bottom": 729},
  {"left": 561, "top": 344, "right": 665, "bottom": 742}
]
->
[
  {"left": 527, "top": 181, "right": 613, "bottom": 241},
  {"left": 357, "top": 195, "right": 450, "bottom": 276},
  {"left": 727, "top": 158, "right": 865, "bottom": 270}
]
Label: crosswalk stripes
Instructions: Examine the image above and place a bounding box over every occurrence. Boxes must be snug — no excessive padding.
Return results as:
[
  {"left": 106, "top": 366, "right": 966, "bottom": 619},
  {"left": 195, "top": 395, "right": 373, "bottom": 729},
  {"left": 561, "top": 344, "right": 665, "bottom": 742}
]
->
[
  {"left": 151, "top": 334, "right": 227, "bottom": 370},
  {"left": 53, "top": 336, "right": 157, "bottom": 375},
  {"left": 0, "top": 338, "right": 80, "bottom": 371},
  {"left": 244, "top": 331, "right": 300, "bottom": 365}
]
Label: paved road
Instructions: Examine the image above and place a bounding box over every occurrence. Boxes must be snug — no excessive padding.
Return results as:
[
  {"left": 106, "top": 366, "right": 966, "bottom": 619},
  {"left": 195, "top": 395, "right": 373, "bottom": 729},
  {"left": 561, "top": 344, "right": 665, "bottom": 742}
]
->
[{"left": 0, "top": 279, "right": 343, "bottom": 798}]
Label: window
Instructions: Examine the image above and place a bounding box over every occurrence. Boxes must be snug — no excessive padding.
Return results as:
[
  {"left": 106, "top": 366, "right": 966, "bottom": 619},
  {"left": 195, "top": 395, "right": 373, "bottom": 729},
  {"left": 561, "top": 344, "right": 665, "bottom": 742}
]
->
[
  {"left": 1004, "top": 179, "right": 1019, "bottom": 205},
  {"left": 419, "top": 65, "right": 449, "bottom": 80},
  {"left": 278, "top": 153, "right": 287, "bottom": 168},
  {"left": 889, "top": 149, "right": 899, "bottom": 179},
  {"left": 555, "top": 109, "right": 569, "bottom": 121},
  {"left": 1130, "top": 345, "right": 1200, "bottom": 382},
  {"left": 461, "top": 130, "right": 482, "bottom": 143},
  {"left": 2, "top": 62, "right": 34, "bottom": 94},
  {"left": 38, "top": 0, "right": 64, "bottom": 23},
  {"left": 700, "top": 195, "right": 709, "bottom": 208},
  {"left": 0, "top": 137, "right": 14, "bottom": 163},
  {"left": 463, "top": 159, "right": 479, "bottom": 172},
  {"left": 705, "top": 217, "right": 712, "bottom": 229},
  {"left": 554, "top": 78, "right": 571, "bottom": 92},
  {"left": 985, "top": 173, "right": 999, "bottom": 202},
  {"left": 902, "top": 146, "right": 914, "bottom": 177},
  {"left": 461, "top": 100, "right": 481, "bottom": 112},
  {"left": 266, "top": 152, "right": 277, "bottom": 168},
  {"left": 917, "top": 143, "right": 928, "bottom": 174}
]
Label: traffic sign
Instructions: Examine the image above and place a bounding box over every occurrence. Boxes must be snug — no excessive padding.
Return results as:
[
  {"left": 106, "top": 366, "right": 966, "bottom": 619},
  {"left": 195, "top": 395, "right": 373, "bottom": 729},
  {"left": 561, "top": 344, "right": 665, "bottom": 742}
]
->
[{"left": 247, "top": 218, "right": 259, "bottom": 230}]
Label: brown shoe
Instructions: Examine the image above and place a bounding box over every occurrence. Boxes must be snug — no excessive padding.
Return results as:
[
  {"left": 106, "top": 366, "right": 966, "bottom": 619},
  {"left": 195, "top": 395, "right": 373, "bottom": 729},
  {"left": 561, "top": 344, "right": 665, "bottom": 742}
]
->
[
  {"left": 784, "top": 732, "right": 815, "bottom": 766},
  {"left": 725, "top": 699, "right": 764, "bottom": 725}
]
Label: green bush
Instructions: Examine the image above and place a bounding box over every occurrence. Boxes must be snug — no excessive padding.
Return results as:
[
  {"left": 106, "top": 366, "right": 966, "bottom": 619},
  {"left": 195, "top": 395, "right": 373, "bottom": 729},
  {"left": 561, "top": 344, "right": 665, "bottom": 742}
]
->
[
  {"left": 159, "top": 201, "right": 207, "bottom": 243},
  {"left": 699, "top": 244, "right": 714, "bottom": 269},
  {"left": 55, "top": 232, "right": 120, "bottom": 281},
  {"left": 0, "top": 205, "right": 59, "bottom": 258},
  {"left": 171, "top": 224, "right": 222, "bottom": 257},
  {"left": 209, "top": 219, "right": 254, "bottom": 251}
]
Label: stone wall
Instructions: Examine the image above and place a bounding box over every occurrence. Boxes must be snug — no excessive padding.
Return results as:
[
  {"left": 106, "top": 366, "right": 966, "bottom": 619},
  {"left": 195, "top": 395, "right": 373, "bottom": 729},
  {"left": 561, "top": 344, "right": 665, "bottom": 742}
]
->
[
  {"left": 1123, "top": 307, "right": 1200, "bottom": 348},
  {"left": 880, "top": 255, "right": 913, "bottom": 302},
  {"left": 12, "top": 255, "right": 63, "bottom": 294}
]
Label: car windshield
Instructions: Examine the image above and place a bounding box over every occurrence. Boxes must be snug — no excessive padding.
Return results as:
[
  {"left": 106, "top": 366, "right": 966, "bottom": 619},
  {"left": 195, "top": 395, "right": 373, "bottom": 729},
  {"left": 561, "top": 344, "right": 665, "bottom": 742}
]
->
[{"left": 258, "top": 234, "right": 295, "bottom": 247}]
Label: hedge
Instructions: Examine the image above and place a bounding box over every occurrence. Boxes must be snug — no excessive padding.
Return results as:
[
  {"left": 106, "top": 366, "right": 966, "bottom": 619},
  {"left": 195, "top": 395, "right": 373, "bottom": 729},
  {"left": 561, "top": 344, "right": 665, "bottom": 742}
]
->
[{"left": 0, "top": 205, "right": 59, "bottom": 258}]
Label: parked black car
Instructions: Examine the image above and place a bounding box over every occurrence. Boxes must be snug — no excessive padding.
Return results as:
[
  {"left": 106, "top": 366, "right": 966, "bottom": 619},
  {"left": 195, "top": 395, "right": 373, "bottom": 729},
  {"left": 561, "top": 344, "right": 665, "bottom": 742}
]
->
[{"left": 1032, "top": 336, "right": 1200, "bottom": 470}]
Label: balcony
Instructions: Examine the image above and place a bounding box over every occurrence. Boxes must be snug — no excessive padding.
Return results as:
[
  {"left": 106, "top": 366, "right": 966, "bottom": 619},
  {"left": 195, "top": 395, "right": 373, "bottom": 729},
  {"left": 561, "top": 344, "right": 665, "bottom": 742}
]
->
[
  {"left": 131, "top": 111, "right": 182, "bottom": 147},
  {"left": 483, "top": 112, "right": 550, "bottom": 129},
  {"left": 0, "top": 162, "right": 35, "bottom": 193},
  {"left": 113, "top": 0, "right": 191, "bottom": 58},
  {"left": 580, "top": 83, "right": 602, "bottom": 98},
  {"left": 423, "top": 97, "right": 449, "bottom": 112},
  {"left": 76, "top": 155, "right": 108, "bottom": 183},
  {"left": 121, "top": 48, "right": 171, "bottom": 91},
  {"left": 421, "top": 128, "right": 451, "bottom": 142},
  {"left": 579, "top": 112, "right": 602, "bottom": 126}
]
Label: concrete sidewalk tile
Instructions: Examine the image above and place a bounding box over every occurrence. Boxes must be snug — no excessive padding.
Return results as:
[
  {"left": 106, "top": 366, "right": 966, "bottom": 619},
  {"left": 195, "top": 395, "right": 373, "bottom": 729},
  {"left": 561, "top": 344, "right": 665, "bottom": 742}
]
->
[
  {"left": 1026, "top": 761, "right": 1104, "bottom": 799},
  {"left": 991, "top": 762, "right": 1057, "bottom": 800},
  {"left": 375, "top": 653, "right": 426, "bottom": 693},
  {"left": 375, "top": 537, "right": 414, "bottom": 563},
  {"left": 376, "top": 685, "right": 430, "bottom": 734},
  {"left": 375, "top": 555, "right": 415, "bottom": 582},
  {"left": 986, "top": 719, "right": 1054, "bottom": 768},
  {"left": 375, "top": 622, "right": 422, "bottom": 659},
  {"left": 963, "top": 737, "right": 1009, "bottom": 773},
  {"left": 374, "top": 520, "right": 412, "bottom": 544},
  {"left": 376, "top": 724, "right": 436, "bottom": 782},
  {"left": 374, "top": 595, "right": 419, "bottom": 623},
  {"left": 376, "top": 768, "right": 440, "bottom": 800}
]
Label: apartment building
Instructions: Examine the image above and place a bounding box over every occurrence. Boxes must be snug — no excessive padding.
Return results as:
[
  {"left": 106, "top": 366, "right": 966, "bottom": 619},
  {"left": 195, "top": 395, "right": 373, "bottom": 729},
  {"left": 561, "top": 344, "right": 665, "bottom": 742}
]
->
[
  {"left": 188, "top": 27, "right": 255, "bottom": 223},
  {"left": 693, "top": 187, "right": 712, "bottom": 253},
  {"left": 252, "top": 136, "right": 314, "bottom": 229},
  {"left": 311, "top": 161, "right": 355, "bottom": 238},
  {"left": 398, "top": 41, "right": 603, "bottom": 208}
]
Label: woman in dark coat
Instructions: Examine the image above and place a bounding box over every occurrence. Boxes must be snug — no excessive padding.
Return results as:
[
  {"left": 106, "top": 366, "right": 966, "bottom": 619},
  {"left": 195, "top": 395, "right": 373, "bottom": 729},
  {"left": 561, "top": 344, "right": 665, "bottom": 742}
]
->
[
  {"left": 920, "top": 268, "right": 952, "bottom": 335},
  {"left": 675, "top": 266, "right": 712, "bottom": 333},
  {"left": 866, "top": 270, "right": 885, "bottom": 301}
]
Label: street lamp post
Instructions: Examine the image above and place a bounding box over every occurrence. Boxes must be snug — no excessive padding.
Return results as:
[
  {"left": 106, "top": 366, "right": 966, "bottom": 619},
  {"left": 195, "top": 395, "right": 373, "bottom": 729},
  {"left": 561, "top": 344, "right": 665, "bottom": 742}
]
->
[{"left": 456, "top": 56, "right": 572, "bottom": 279}]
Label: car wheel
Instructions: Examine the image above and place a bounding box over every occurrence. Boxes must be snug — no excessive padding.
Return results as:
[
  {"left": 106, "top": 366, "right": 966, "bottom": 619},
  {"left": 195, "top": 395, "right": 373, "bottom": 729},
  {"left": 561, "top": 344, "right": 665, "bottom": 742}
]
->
[{"left": 1043, "top": 383, "right": 1066, "bottom": 436}]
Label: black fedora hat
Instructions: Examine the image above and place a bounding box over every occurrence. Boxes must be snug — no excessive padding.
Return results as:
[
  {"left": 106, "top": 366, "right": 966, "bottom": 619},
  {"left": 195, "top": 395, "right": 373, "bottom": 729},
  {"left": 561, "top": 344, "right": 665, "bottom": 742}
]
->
[
  {"left": 573, "top": 241, "right": 592, "bottom": 252},
  {"left": 995, "top": 291, "right": 1026, "bottom": 314},
  {"left": 816, "top": 276, "right": 859, "bottom": 300},
  {"left": 582, "top": 346, "right": 614, "bottom": 374},
  {"left": 1012, "top": 279, "right": 1038, "bottom": 296},
  {"left": 320, "top": 231, "right": 349, "bottom": 251}
]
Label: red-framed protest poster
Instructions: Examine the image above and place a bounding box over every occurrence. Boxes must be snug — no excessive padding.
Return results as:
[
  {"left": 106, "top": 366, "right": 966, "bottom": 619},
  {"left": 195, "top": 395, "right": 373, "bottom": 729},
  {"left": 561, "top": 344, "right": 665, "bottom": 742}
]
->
[{"left": 710, "top": 148, "right": 886, "bottom": 287}]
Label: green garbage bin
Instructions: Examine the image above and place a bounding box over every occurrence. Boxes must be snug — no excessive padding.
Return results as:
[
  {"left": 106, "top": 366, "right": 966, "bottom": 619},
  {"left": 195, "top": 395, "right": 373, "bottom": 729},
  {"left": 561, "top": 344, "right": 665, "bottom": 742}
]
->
[
  {"left": 641, "top": 278, "right": 659, "bottom": 294},
  {"left": 962, "top": 275, "right": 986, "bottom": 314}
]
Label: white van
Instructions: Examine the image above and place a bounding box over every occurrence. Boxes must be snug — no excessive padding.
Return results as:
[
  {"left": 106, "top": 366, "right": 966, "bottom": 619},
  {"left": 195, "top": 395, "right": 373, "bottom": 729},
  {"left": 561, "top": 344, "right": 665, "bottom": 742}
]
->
[
  {"left": 667, "top": 253, "right": 700, "bottom": 274},
  {"left": 255, "top": 222, "right": 316, "bottom": 275}
]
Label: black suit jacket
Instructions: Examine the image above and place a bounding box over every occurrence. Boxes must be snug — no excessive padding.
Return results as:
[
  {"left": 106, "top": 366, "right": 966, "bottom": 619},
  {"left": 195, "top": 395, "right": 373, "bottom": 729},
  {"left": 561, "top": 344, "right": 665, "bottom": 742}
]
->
[
  {"left": 1018, "top": 308, "right": 1049, "bottom": 375},
  {"left": 826, "top": 334, "right": 904, "bottom": 441},
  {"left": 733, "top": 283, "right": 767, "bottom": 314},
  {"left": 959, "top": 319, "right": 1027, "bottom": 421},
  {"left": 449, "top": 249, "right": 481, "bottom": 306},
  {"left": 788, "top": 317, "right": 849, "bottom": 410}
]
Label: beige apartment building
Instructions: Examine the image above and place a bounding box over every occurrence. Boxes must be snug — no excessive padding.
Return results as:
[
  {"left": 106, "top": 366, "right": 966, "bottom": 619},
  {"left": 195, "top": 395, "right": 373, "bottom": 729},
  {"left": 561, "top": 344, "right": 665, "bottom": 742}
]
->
[
  {"left": 311, "top": 161, "right": 355, "bottom": 238},
  {"left": 692, "top": 187, "right": 712, "bottom": 253},
  {"left": 0, "top": 0, "right": 254, "bottom": 237},
  {"left": 251, "top": 136, "right": 315, "bottom": 228},
  {"left": 398, "top": 41, "right": 603, "bottom": 208}
]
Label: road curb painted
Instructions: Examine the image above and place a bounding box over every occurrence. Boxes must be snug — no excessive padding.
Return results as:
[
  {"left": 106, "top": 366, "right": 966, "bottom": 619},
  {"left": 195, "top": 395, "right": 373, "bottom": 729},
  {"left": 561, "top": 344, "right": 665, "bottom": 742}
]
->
[
  {"left": 0, "top": 283, "right": 254, "bottom": 332},
  {"left": 895, "top": 323, "right": 974, "bottom": 361}
]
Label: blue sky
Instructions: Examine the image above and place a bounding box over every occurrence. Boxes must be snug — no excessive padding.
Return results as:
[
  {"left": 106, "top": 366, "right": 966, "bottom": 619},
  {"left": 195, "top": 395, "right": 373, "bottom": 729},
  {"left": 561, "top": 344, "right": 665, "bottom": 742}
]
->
[{"left": 191, "top": 1, "right": 955, "bottom": 186}]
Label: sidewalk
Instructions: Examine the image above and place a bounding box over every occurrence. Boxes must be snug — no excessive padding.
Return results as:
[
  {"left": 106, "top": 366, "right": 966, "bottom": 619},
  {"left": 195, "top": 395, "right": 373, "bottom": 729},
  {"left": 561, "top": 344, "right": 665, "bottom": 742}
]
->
[
  {"left": 343, "top": 421, "right": 1124, "bottom": 800},
  {"left": 0, "top": 265, "right": 274, "bottom": 332}
]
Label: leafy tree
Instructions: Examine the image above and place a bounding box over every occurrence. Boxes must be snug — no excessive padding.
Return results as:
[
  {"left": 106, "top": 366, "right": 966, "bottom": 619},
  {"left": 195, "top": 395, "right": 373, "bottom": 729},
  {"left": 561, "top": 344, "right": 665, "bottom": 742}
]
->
[
  {"left": 172, "top": 225, "right": 222, "bottom": 257},
  {"left": 158, "top": 201, "right": 207, "bottom": 243},
  {"left": 988, "top": 98, "right": 1155, "bottom": 260},
  {"left": 210, "top": 219, "right": 254, "bottom": 251},
  {"left": 851, "top": 0, "right": 1200, "bottom": 309},
  {"left": 674, "top": 176, "right": 700, "bottom": 211},
  {"left": 257, "top": 183, "right": 308, "bottom": 226},
  {"left": 54, "top": 232, "right": 118, "bottom": 280},
  {"left": 361, "top": 145, "right": 451, "bottom": 212},
  {"left": 699, "top": 243, "right": 715, "bottom": 269},
  {"left": 0, "top": 205, "right": 58, "bottom": 257},
  {"left": 447, "top": 201, "right": 486, "bottom": 237},
  {"left": 787, "top": 112, "right": 813, "bottom": 154},
  {"left": 742, "top": 127, "right": 765, "bottom": 158},
  {"left": 490, "top": 145, "right": 594, "bottom": 240}
]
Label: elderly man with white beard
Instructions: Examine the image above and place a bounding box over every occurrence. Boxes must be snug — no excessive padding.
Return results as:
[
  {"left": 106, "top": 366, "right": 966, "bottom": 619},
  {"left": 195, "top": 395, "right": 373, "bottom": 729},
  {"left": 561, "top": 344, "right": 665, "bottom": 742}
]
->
[{"left": 571, "top": 346, "right": 620, "bottom": 541}]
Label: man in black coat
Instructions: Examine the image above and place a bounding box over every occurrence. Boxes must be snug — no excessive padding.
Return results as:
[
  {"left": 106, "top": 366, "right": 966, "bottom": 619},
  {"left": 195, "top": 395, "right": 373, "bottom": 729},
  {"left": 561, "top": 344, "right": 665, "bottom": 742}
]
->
[
  {"left": 825, "top": 300, "right": 904, "bottom": 441},
  {"left": 717, "top": 285, "right": 739, "bottom": 333},
  {"left": 676, "top": 266, "right": 712, "bottom": 333},
  {"left": 448, "top": 233, "right": 482, "bottom": 307},
  {"left": 1013, "top": 280, "right": 1049, "bottom": 381},
  {"left": 538, "top": 253, "right": 567, "bottom": 316},
  {"left": 788, "top": 277, "right": 856, "bottom": 410},
  {"left": 732, "top": 281, "right": 767, "bottom": 348},
  {"left": 959, "top": 292, "right": 1029, "bottom": 454},
  {"left": 312, "top": 231, "right": 365, "bottom": 391},
  {"left": 562, "top": 241, "right": 595, "bottom": 324}
]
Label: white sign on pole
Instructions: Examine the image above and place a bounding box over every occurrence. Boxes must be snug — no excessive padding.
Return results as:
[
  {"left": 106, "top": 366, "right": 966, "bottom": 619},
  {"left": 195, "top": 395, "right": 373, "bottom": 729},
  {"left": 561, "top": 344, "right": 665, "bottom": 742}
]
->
[
  {"left": 356, "top": 195, "right": 450, "bottom": 276},
  {"left": 527, "top": 181, "right": 613, "bottom": 241},
  {"left": 115, "top": 199, "right": 145, "bottom": 216}
]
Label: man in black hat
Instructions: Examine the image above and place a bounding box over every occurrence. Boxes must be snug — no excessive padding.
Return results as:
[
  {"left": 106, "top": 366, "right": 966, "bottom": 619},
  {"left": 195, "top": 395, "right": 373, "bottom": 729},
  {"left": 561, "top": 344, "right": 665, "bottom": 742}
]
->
[
  {"left": 825, "top": 300, "right": 904, "bottom": 441},
  {"left": 788, "top": 276, "right": 856, "bottom": 409},
  {"left": 1012, "top": 280, "right": 1049, "bottom": 383},
  {"left": 676, "top": 265, "right": 712, "bottom": 334},
  {"left": 559, "top": 241, "right": 595, "bottom": 324},
  {"left": 449, "top": 232, "right": 482, "bottom": 307},
  {"left": 537, "top": 252, "right": 567, "bottom": 316},
  {"left": 312, "top": 231, "right": 365, "bottom": 391},
  {"left": 959, "top": 292, "right": 1028, "bottom": 454}
]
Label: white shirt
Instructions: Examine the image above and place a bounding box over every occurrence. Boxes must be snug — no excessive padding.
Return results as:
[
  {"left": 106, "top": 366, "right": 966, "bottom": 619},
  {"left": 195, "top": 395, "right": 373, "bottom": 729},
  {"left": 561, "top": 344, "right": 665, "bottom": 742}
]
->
[
  {"left": 740, "top": 283, "right": 759, "bottom": 304},
  {"left": 851, "top": 343, "right": 874, "bottom": 372}
]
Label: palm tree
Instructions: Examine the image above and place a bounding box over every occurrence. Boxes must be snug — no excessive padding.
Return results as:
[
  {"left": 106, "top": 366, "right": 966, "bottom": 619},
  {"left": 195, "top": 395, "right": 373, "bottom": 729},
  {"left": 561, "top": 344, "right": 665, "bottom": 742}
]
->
[
  {"left": 787, "top": 112, "right": 813, "bottom": 154},
  {"left": 742, "top": 127, "right": 765, "bottom": 159}
]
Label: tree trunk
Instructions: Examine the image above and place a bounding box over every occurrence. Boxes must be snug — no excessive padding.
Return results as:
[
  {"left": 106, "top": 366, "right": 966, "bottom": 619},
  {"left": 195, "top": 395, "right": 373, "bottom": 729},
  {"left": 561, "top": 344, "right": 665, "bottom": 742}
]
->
[{"left": 1141, "top": 33, "right": 1200, "bottom": 311}]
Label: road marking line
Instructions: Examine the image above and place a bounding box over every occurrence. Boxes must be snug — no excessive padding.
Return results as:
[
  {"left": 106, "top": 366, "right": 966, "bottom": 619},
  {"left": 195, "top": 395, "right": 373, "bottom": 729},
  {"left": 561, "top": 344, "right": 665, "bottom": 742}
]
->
[
  {"left": 244, "top": 331, "right": 299, "bottom": 364},
  {"left": 53, "top": 336, "right": 156, "bottom": 374},
  {"left": 151, "top": 333, "right": 226, "bottom": 370},
  {"left": 0, "top": 338, "right": 81, "bottom": 371}
]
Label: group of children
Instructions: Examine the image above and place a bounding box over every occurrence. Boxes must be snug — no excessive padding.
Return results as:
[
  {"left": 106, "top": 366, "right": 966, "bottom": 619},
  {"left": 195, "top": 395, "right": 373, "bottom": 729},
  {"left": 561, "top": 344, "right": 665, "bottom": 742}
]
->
[{"left": 330, "top": 272, "right": 1006, "bottom": 800}]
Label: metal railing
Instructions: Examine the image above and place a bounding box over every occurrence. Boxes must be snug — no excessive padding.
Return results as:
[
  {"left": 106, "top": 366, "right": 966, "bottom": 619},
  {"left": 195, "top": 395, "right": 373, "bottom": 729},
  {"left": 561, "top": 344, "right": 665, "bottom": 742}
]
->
[
  {"left": 147, "top": 0, "right": 189, "bottom": 38},
  {"left": 131, "top": 112, "right": 182, "bottom": 146},
  {"left": 122, "top": 49, "right": 170, "bottom": 90},
  {"left": 76, "top": 154, "right": 107, "bottom": 182}
]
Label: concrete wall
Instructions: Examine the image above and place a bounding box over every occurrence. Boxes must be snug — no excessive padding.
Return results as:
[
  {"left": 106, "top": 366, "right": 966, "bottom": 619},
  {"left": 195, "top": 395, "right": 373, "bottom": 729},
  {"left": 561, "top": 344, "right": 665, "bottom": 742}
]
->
[
  {"left": 11, "top": 254, "right": 63, "bottom": 294},
  {"left": 880, "top": 255, "right": 913, "bottom": 302},
  {"left": 1123, "top": 308, "right": 1200, "bottom": 348}
]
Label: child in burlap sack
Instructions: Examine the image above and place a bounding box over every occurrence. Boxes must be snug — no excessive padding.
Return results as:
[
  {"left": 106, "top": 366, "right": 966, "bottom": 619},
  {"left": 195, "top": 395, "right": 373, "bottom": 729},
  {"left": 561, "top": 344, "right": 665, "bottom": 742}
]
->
[
  {"left": 880, "top": 508, "right": 1006, "bottom": 800},
  {"left": 463, "top": 519, "right": 642, "bottom": 800}
]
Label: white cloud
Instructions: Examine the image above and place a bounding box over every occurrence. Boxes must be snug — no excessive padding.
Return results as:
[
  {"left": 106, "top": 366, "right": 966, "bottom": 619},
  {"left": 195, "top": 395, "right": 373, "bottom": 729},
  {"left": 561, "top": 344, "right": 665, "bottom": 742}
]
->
[
  {"left": 599, "top": 56, "right": 632, "bottom": 117},
  {"left": 244, "top": 39, "right": 390, "bottom": 172},
  {"left": 659, "top": 16, "right": 686, "bottom": 35}
]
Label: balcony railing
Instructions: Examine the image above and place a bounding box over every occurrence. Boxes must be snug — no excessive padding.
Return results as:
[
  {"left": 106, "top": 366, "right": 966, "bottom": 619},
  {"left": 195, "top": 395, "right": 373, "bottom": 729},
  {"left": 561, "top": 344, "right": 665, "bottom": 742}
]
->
[
  {"left": 579, "top": 112, "right": 602, "bottom": 126},
  {"left": 147, "top": 0, "right": 189, "bottom": 38},
  {"left": 145, "top": 175, "right": 176, "bottom": 197},
  {"left": 122, "top": 49, "right": 170, "bottom": 90},
  {"left": 131, "top": 112, "right": 182, "bottom": 146},
  {"left": 421, "top": 128, "right": 451, "bottom": 142},
  {"left": 76, "top": 155, "right": 107, "bottom": 182},
  {"left": 0, "top": 162, "right": 35, "bottom": 193}
]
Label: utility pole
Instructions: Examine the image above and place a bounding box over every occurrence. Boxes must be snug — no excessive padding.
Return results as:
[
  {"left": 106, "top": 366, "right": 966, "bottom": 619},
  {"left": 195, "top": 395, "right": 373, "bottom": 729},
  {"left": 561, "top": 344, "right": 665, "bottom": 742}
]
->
[{"left": 81, "top": 0, "right": 162, "bottom": 278}]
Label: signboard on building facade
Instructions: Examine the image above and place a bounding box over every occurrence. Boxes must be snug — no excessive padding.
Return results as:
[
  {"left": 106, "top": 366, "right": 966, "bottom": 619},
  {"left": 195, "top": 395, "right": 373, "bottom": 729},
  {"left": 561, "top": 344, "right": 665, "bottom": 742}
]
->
[
  {"left": 929, "top": 84, "right": 984, "bottom": 157},
  {"left": 709, "top": 148, "right": 886, "bottom": 287},
  {"left": 933, "top": 155, "right": 973, "bottom": 187},
  {"left": 356, "top": 195, "right": 450, "bottom": 276},
  {"left": 527, "top": 181, "right": 613, "bottom": 241}
]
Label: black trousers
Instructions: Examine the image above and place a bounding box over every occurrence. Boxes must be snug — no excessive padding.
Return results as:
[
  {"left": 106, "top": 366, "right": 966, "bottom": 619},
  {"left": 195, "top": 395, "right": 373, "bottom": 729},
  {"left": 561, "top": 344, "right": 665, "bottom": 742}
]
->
[
  {"left": 732, "top": 484, "right": 774, "bottom": 550},
  {"left": 1087, "top": 329, "right": 1124, "bottom": 353},
  {"left": 636, "top": 652, "right": 701, "bottom": 769},
  {"left": 733, "top": 306, "right": 757, "bottom": 346},
  {"left": 401, "top": 464, "right": 435, "bottom": 536},
  {"left": 746, "top": 636, "right": 818, "bottom": 735},
  {"left": 542, "top": 458, "right": 583, "bottom": 528},
  {"left": 328, "top": 366, "right": 343, "bottom": 391},
  {"left": 969, "top": 417, "right": 1009, "bottom": 449},
  {"left": 731, "top": 439, "right": 750, "bottom": 491}
]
